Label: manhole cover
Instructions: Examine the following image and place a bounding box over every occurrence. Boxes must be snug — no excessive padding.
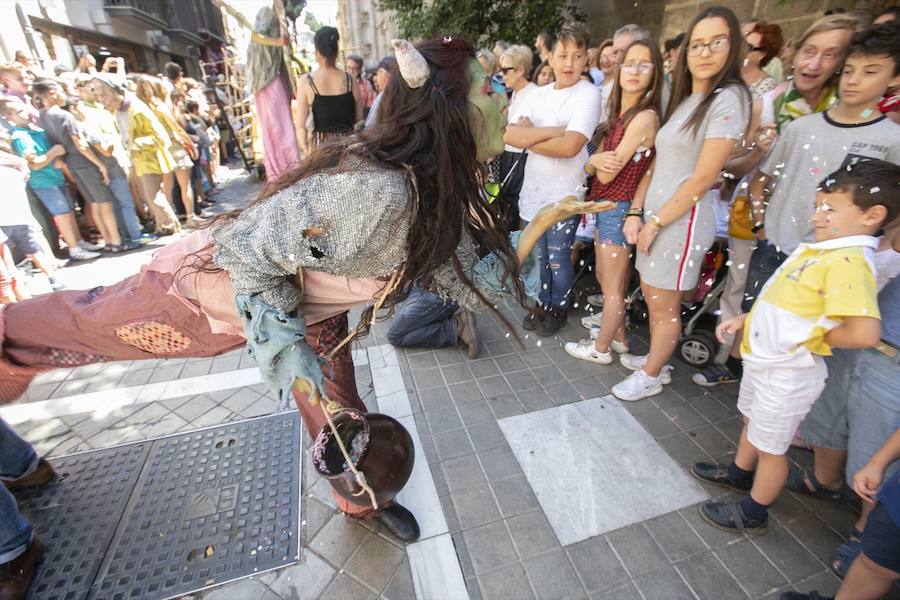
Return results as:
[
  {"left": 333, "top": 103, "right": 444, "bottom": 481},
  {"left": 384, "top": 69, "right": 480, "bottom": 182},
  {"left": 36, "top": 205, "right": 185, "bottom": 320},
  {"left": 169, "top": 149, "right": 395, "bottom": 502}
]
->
[{"left": 14, "top": 413, "right": 302, "bottom": 600}]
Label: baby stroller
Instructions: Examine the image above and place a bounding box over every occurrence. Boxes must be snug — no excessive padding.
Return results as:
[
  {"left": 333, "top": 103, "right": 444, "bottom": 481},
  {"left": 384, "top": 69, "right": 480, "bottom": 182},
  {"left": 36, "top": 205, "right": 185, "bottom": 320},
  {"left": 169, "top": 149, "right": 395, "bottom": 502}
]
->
[{"left": 627, "top": 241, "right": 729, "bottom": 368}]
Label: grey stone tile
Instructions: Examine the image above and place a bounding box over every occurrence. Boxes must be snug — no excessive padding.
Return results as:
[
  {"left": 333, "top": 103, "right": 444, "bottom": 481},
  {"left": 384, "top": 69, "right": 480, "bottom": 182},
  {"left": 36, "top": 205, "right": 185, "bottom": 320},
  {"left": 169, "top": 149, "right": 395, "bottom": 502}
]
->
[
  {"left": 688, "top": 425, "right": 736, "bottom": 458},
  {"left": 629, "top": 403, "right": 681, "bottom": 437},
  {"left": 507, "top": 510, "right": 562, "bottom": 560},
  {"left": 323, "top": 573, "right": 377, "bottom": 600},
  {"left": 434, "top": 428, "right": 474, "bottom": 461},
  {"left": 381, "top": 558, "right": 415, "bottom": 600},
  {"left": 172, "top": 394, "right": 218, "bottom": 422},
  {"left": 485, "top": 339, "right": 516, "bottom": 357},
  {"left": 607, "top": 523, "right": 669, "bottom": 577},
  {"left": 479, "top": 563, "right": 536, "bottom": 600},
  {"left": 439, "top": 489, "right": 462, "bottom": 533},
  {"left": 180, "top": 358, "right": 213, "bottom": 378},
  {"left": 520, "top": 351, "right": 553, "bottom": 368},
  {"left": 453, "top": 485, "right": 501, "bottom": 529},
  {"left": 413, "top": 367, "right": 445, "bottom": 390},
  {"left": 468, "top": 420, "right": 506, "bottom": 451},
  {"left": 675, "top": 551, "right": 748, "bottom": 600},
  {"left": 657, "top": 432, "right": 711, "bottom": 465},
  {"left": 570, "top": 377, "right": 609, "bottom": 400},
  {"left": 795, "top": 570, "right": 841, "bottom": 598},
  {"left": 632, "top": 565, "right": 695, "bottom": 600},
  {"left": 524, "top": 549, "right": 585, "bottom": 600},
  {"left": 767, "top": 492, "right": 815, "bottom": 527},
  {"left": 258, "top": 550, "right": 335, "bottom": 600},
  {"left": 304, "top": 497, "right": 334, "bottom": 541},
  {"left": 453, "top": 531, "right": 476, "bottom": 579},
  {"left": 685, "top": 393, "right": 736, "bottom": 423},
  {"left": 203, "top": 578, "right": 280, "bottom": 600},
  {"left": 478, "top": 446, "right": 524, "bottom": 480},
  {"left": 493, "top": 475, "right": 540, "bottom": 518},
  {"left": 424, "top": 405, "right": 463, "bottom": 434},
  {"left": 435, "top": 347, "right": 467, "bottom": 366},
  {"left": 680, "top": 505, "right": 739, "bottom": 549},
  {"left": 566, "top": 536, "right": 628, "bottom": 593},
  {"left": 419, "top": 433, "right": 439, "bottom": 464},
  {"left": 752, "top": 526, "right": 824, "bottom": 581},
  {"left": 590, "top": 581, "right": 643, "bottom": 600},
  {"left": 117, "top": 368, "right": 154, "bottom": 388},
  {"left": 345, "top": 534, "right": 405, "bottom": 591},
  {"left": 442, "top": 362, "right": 475, "bottom": 384},
  {"left": 210, "top": 353, "right": 241, "bottom": 374},
  {"left": 309, "top": 514, "right": 370, "bottom": 567},
  {"left": 146, "top": 364, "right": 183, "bottom": 384},
  {"left": 494, "top": 355, "right": 528, "bottom": 373},
  {"left": 443, "top": 454, "right": 488, "bottom": 492},
  {"left": 715, "top": 538, "right": 788, "bottom": 597},
  {"left": 507, "top": 371, "right": 541, "bottom": 392},
  {"left": 470, "top": 358, "right": 501, "bottom": 378},
  {"left": 221, "top": 387, "right": 263, "bottom": 414},
  {"left": 464, "top": 520, "right": 519, "bottom": 574},
  {"left": 458, "top": 399, "right": 494, "bottom": 426},
  {"left": 466, "top": 578, "right": 484, "bottom": 600},
  {"left": 532, "top": 365, "right": 566, "bottom": 386},
  {"left": 191, "top": 406, "right": 235, "bottom": 429},
  {"left": 558, "top": 360, "right": 597, "bottom": 381},
  {"left": 645, "top": 511, "right": 708, "bottom": 562},
  {"left": 661, "top": 401, "right": 708, "bottom": 431},
  {"left": 545, "top": 381, "right": 581, "bottom": 405},
  {"left": 49, "top": 378, "right": 90, "bottom": 399},
  {"left": 450, "top": 381, "right": 485, "bottom": 404},
  {"left": 516, "top": 387, "right": 553, "bottom": 412},
  {"left": 408, "top": 352, "right": 437, "bottom": 370},
  {"left": 715, "top": 416, "right": 746, "bottom": 445},
  {"left": 478, "top": 375, "right": 512, "bottom": 398},
  {"left": 486, "top": 394, "right": 525, "bottom": 419},
  {"left": 784, "top": 516, "right": 844, "bottom": 565},
  {"left": 242, "top": 396, "right": 278, "bottom": 418},
  {"left": 796, "top": 496, "right": 857, "bottom": 539},
  {"left": 418, "top": 386, "right": 453, "bottom": 411}
]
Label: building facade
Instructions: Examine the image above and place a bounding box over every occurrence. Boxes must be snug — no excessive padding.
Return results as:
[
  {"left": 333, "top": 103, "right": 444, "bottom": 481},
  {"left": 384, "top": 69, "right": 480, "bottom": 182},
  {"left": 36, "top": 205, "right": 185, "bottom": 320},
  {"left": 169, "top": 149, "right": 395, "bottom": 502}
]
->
[
  {"left": 0, "top": 0, "right": 227, "bottom": 78},
  {"left": 336, "top": 0, "right": 397, "bottom": 67}
]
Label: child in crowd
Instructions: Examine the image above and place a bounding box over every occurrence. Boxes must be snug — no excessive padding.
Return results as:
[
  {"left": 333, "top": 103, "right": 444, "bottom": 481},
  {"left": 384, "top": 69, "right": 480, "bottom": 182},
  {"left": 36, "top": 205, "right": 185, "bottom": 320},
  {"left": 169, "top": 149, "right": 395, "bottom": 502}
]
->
[
  {"left": 1, "top": 98, "right": 100, "bottom": 262},
  {"left": 692, "top": 160, "right": 896, "bottom": 533},
  {"left": 787, "top": 426, "right": 900, "bottom": 600},
  {"left": 565, "top": 38, "right": 664, "bottom": 365},
  {"left": 504, "top": 22, "right": 601, "bottom": 336}
]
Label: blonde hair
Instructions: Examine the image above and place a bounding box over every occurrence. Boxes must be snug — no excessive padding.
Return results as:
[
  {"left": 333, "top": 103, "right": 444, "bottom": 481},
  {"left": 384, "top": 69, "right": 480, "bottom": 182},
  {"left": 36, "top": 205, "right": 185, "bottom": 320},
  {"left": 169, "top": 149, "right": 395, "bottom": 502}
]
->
[
  {"left": 476, "top": 48, "right": 496, "bottom": 73},
  {"left": 499, "top": 45, "right": 534, "bottom": 77},
  {"left": 134, "top": 75, "right": 170, "bottom": 105},
  {"left": 796, "top": 14, "right": 863, "bottom": 51}
]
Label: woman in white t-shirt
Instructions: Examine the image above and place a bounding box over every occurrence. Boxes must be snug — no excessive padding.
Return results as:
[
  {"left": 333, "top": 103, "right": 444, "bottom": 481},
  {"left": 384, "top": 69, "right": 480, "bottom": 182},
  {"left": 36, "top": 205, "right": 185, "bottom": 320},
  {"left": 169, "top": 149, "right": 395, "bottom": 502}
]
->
[
  {"left": 496, "top": 45, "right": 539, "bottom": 229},
  {"left": 504, "top": 23, "right": 602, "bottom": 336}
]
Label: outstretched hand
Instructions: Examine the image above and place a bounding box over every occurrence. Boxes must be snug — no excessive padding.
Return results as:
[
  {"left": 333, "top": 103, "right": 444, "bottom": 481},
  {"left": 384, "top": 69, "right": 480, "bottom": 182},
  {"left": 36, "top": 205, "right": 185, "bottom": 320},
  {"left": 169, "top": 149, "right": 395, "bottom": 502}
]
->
[
  {"left": 716, "top": 314, "right": 747, "bottom": 344},
  {"left": 536, "top": 196, "right": 614, "bottom": 226}
]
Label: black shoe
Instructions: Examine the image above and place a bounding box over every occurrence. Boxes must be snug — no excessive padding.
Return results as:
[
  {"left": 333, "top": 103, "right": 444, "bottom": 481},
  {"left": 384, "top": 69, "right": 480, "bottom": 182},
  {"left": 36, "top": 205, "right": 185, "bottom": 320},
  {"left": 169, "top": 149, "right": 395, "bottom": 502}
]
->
[
  {"left": 522, "top": 306, "right": 546, "bottom": 331},
  {"left": 690, "top": 462, "right": 753, "bottom": 493},
  {"left": 780, "top": 592, "right": 833, "bottom": 600},
  {"left": 700, "top": 501, "right": 767, "bottom": 534},
  {"left": 536, "top": 307, "right": 567, "bottom": 337},
  {"left": 370, "top": 502, "right": 420, "bottom": 542}
]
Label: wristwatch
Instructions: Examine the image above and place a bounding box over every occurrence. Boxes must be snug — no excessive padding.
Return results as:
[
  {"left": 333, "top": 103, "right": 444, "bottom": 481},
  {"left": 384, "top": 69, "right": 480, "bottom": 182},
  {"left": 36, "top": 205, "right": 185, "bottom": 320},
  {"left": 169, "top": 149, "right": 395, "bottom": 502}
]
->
[{"left": 649, "top": 214, "right": 663, "bottom": 228}]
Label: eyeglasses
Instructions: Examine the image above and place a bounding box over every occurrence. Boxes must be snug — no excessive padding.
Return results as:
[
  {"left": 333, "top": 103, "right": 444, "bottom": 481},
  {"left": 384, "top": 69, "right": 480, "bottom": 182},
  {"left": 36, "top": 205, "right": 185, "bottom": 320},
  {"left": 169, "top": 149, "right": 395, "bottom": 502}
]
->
[
  {"left": 687, "top": 37, "right": 730, "bottom": 56},
  {"left": 621, "top": 62, "right": 654, "bottom": 74},
  {"left": 746, "top": 43, "right": 764, "bottom": 53},
  {"left": 498, "top": 66, "right": 516, "bottom": 74}
]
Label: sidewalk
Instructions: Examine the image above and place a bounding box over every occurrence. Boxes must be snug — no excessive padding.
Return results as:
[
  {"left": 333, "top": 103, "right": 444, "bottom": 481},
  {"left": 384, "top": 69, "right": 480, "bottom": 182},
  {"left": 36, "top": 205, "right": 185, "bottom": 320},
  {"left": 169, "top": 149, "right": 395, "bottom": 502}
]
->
[{"left": 2, "top": 164, "right": 865, "bottom": 600}]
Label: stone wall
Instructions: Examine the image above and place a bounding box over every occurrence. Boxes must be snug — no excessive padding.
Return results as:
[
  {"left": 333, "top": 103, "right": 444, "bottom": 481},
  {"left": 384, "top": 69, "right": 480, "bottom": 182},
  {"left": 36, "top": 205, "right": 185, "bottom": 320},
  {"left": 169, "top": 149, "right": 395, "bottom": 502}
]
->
[{"left": 575, "top": 0, "right": 888, "bottom": 45}]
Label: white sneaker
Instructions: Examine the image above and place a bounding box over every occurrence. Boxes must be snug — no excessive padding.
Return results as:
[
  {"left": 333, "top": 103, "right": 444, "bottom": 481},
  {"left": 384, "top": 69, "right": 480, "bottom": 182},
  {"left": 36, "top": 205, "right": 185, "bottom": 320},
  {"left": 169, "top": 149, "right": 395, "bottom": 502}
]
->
[
  {"left": 564, "top": 340, "right": 613, "bottom": 364},
  {"left": 69, "top": 246, "right": 100, "bottom": 261},
  {"left": 77, "top": 239, "right": 104, "bottom": 252},
  {"left": 581, "top": 312, "right": 603, "bottom": 329},
  {"left": 585, "top": 331, "right": 630, "bottom": 354},
  {"left": 612, "top": 369, "right": 663, "bottom": 401},
  {"left": 587, "top": 293, "right": 604, "bottom": 307},
  {"left": 619, "top": 353, "right": 673, "bottom": 384}
]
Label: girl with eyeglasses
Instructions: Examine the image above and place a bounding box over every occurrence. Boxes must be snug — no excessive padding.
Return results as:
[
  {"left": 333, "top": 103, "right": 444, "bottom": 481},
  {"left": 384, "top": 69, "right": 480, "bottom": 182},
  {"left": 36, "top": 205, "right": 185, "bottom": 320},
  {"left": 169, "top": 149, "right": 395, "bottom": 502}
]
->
[
  {"left": 610, "top": 5, "right": 751, "bottom": 401},
  {"left": 565, "top": 39, "right": 664, "bottom": 366}
]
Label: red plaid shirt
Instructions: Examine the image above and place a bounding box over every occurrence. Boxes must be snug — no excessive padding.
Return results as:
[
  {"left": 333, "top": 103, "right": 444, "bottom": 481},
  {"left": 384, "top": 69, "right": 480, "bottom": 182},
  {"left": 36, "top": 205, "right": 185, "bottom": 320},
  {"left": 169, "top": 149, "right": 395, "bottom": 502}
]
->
[{"left": 586, "top": 115, "right": 655, "bottom": 202}]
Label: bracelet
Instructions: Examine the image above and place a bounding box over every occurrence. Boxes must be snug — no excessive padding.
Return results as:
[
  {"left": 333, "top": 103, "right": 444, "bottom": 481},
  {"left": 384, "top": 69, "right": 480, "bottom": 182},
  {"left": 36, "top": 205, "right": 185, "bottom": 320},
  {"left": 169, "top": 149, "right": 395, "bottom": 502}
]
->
[
  {"left": 751, "top": 224, "right": 764, "bottom": 234},
  {"left": 624, "top": 214, "right": 642, "bottom": 220},
  {"left": 625, "top": 207, "right": 643, "bottom": 217},
  {"left": 649, "top": 214, "right": 663, "bottom": 228}
]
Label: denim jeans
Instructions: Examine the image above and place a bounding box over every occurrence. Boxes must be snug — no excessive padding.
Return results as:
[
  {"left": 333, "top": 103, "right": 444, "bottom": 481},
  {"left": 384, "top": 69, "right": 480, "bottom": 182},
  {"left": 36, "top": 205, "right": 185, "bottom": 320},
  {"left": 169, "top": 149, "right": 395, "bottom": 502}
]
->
[
  {"left": 0, "top": 418, "right": 37, "bottom": 564},
  {"left": 740, "top": 239, "right": 788, "bottom": 312},
  {"left": 387, "top": 285, "right": 458, "bottom": 348},
  {"left": 529, "top": 215, "right": 579, "bottom": 309},
  {"left": 108, "top": 176, "right": 144, "bottom": 242}
]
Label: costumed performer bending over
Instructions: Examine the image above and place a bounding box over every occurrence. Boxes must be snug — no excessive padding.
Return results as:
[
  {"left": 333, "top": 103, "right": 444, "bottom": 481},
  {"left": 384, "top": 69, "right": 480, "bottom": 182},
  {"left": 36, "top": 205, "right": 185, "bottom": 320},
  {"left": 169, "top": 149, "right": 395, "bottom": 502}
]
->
[{"left": 0, "top": 37, "right": 611, "bottom": 543}]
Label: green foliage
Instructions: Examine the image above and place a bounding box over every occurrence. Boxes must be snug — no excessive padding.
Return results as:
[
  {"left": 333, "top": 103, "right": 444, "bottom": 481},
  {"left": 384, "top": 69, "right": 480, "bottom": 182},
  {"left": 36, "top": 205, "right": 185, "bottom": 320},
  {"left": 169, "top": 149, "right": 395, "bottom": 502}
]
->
[
  {"left": 304, "top": 10, "right": 324, "bottom": 33},
  {"left": 375, "top": 0, "right": 584, "bottom": 47}
]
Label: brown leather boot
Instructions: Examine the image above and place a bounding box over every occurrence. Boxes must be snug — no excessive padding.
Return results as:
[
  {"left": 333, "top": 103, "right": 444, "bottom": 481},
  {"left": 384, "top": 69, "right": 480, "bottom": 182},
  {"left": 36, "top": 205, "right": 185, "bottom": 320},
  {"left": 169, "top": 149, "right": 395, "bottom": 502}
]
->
[
  {"left": 0, "top": 537, "right": 43, "bottom": 600},
  {"left": 3, "top": 459, "right": 56, "bottom": 492}
]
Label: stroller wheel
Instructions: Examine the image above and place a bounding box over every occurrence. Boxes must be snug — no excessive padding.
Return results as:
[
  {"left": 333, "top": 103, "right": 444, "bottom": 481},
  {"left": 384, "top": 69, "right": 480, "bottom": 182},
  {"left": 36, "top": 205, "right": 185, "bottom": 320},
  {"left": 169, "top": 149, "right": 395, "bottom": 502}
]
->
[
  {"left": 630, "top": 300, "right": 649, "bottom": 324},
  {"left": 678, "top": 331, "right": 717, "bottom": 368}
]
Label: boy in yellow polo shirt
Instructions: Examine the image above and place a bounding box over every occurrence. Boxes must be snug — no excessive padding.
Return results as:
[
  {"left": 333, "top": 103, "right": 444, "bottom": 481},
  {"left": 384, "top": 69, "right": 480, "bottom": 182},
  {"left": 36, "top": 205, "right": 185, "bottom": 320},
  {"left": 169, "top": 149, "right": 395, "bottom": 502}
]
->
[{"left": 690, "top": 160, "right": 898, "bottom": 533}]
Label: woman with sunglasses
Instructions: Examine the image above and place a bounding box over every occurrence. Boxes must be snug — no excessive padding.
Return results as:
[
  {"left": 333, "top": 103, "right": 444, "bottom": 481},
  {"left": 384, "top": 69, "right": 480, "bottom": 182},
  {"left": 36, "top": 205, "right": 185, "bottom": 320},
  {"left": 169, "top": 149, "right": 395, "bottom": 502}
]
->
[
  {"left": 741, "top": 20, "right": 783, "bottom": 99},
  {"left": 565, "top": 39, "right": 665, "bottom": 366},
  {"left": 612, "top": 5, "right": 750, "bottom": 401}
]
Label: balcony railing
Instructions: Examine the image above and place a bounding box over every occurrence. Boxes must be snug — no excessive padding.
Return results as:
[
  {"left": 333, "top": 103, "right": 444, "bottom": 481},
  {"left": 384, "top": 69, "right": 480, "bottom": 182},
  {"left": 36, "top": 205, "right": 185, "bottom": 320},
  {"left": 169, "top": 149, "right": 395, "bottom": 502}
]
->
[{"left": 103, "top": 0, "right": 167, "bottom": 29}]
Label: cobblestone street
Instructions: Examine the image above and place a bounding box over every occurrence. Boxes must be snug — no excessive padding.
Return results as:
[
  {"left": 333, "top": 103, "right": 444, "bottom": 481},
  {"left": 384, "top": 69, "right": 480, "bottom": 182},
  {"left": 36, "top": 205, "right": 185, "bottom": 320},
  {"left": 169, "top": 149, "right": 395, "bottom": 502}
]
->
[{"left": 1, "top": 163, "right": 873, "bottom": 600}]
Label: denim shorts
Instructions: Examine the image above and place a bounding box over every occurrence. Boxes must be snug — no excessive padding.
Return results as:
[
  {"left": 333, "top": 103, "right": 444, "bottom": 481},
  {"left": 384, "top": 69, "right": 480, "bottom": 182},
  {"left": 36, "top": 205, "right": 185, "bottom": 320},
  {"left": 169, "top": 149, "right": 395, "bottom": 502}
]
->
[
  {"left": 594, "top": 200, "right": 630, "bottom": 246},
  {"left": 0, "top": 224, "right": 42, "bottom": 255},
  {"left": 31, "top": 186, "right": 73, "bottom": 216},
  {"left": 861, "top": 501, "right": 900, "bottom": 573}
]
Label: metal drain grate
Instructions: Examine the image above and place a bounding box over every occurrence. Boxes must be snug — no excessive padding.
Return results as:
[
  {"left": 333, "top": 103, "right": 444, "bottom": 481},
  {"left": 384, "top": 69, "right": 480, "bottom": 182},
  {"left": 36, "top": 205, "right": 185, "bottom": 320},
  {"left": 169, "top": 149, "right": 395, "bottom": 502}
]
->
[{"left": 15, "top": 413, "right": 301, "bottom": 600}]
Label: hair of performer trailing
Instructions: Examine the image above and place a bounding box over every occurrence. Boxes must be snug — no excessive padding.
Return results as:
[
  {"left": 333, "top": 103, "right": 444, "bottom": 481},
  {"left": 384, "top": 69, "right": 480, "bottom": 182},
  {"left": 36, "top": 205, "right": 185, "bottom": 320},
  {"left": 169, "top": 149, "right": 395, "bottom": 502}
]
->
[{"left": 191, "top": 36, "right": 527, "bottom": 341}]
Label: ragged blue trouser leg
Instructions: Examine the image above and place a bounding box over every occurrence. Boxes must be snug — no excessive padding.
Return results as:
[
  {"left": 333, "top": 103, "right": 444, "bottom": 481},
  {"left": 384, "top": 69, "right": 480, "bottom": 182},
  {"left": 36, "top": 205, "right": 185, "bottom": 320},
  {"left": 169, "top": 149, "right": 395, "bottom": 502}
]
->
[
  {"left": 0, "top": 418, "right": 38, "bottom": 564},
  {"left": 387, "top": 285, "right": 458, "bottom": 348},
  {"left": 534, "top": 215, "right": 579, "bottom": 309},
  {"left": 107, "top": 176, "right": 144, "bottom": 242}
]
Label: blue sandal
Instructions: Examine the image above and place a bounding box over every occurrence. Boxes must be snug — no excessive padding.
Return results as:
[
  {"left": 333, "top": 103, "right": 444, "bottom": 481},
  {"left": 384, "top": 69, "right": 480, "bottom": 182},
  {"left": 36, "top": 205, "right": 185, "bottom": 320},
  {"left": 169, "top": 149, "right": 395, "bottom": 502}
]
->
[
  {"left": 831, "top": 527, "right": 862, "bottom": 579},
  {"left": 785, "top": 465, "right": 843, "bottom": 501}
]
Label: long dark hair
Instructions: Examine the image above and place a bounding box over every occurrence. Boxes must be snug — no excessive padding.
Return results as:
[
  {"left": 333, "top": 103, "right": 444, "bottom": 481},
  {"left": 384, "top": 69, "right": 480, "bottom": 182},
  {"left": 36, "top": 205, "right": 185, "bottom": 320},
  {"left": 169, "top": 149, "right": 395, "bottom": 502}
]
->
[
  {"left": 197, "top": 37, "right": 525, "bottom": 339},
  {"left": 597, "top": 39, "right": 664, "bottom": 143},
  {"left": 666, "top": 5, "right": 750, "bottom": 134}
]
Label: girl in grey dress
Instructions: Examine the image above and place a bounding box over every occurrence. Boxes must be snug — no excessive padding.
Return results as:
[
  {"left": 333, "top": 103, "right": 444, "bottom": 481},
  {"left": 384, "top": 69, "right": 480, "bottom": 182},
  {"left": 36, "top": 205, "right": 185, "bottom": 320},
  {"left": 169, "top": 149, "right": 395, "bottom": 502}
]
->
[{"left": 613, "top": 5, "right": 750, "bottom": 402}]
